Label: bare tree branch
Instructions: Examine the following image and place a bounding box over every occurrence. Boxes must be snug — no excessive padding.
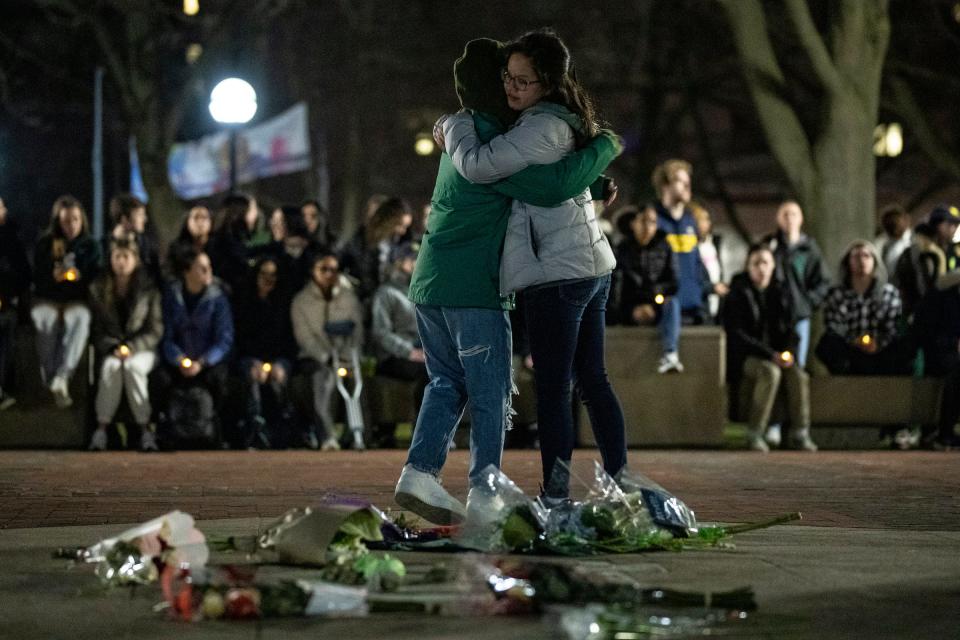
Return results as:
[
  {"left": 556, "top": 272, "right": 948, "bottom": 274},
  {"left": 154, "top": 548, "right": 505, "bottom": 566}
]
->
[
  {"left": 719, "top": 0, "right": 817, "bottom": 198},
  {"left": 886, "top": 74, "right": 960, "bottom": 181},
  {"left": 783, "top": 0, "right": 844, "bottom": 95}
]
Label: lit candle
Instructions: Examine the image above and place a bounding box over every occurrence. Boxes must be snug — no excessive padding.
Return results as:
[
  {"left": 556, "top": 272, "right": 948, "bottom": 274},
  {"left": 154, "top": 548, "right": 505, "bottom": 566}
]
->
[
  {"left": 337, "top": 367, "right": 348, "bottom": 378},
  {"left": 63, "top": 268, "right": 79, "bottom": 282},
  {"left": 261, "top": 362, "right": 272, "bottom": 373},
  {"left": 654, "top": 294, "right": 665, "bottom": 305},
  {"left": 118, "top": 344, "right": 130, "bottom": 358},
  {"left": 780, "top": 351, "right": 794, "bottom": 365},
  {"left": 860, "top": 334, "right": 873, "bottom": 347},
  {"left": 181, "top": 357, "right": 193, "bottom": 369}
]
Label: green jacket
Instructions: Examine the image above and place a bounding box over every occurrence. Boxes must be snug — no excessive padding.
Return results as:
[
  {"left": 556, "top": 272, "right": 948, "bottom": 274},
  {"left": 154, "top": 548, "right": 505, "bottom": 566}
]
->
[{"left": 409, "top": 111, "right": 621, "bottom": 310}]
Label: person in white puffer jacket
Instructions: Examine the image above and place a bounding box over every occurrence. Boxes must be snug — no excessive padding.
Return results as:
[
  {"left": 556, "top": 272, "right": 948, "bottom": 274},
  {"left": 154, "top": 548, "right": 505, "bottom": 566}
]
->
[{"left": 440, "top": 29, "right": 628, "bottom": 504}]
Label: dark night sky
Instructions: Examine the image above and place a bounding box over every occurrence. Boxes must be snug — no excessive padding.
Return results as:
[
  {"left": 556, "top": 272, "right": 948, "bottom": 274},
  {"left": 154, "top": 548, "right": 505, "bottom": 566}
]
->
[{"left": 1, "top": 0, "right": 959, "bottom": 245}]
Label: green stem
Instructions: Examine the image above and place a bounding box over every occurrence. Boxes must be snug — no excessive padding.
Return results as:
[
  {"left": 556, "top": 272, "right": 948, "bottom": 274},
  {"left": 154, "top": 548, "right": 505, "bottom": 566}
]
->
[{"left": 723, "top": 512, "right": 802, "bottom": 535}]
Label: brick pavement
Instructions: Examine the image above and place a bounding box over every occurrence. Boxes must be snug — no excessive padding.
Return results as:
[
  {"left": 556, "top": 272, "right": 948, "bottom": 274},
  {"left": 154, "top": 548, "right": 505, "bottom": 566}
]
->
[{"left": 1, "top": 449, "right": 957, "bottom": 530}]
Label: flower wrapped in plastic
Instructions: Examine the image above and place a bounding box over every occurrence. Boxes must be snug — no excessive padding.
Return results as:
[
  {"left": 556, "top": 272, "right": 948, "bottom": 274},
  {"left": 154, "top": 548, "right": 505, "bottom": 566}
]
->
[
  {"left": 162, "top": 564, "right": 369, "bottom": 621},
  {"left": 455, "top": 465, "right": 542, "bottom": 553},
  {"left": 58, "top": 510, "right": 209, "bottom": 586},
  {"left": 211, "top": 498, "right": 406, "bottom": 592},
  {"left": 452, "top": 462, "right": 799, "bottom": 555}
]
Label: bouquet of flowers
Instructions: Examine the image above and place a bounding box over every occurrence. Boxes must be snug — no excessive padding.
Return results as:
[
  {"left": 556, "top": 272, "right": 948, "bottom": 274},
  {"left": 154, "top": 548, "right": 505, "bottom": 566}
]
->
[
  {"left": 162, "top": 564, "right": 368, "bottom": 621},
  {"left": 457, "top": 463, "right": 799, "bottom": 555},
  {"left": 56, "top": 510, "right": 208, "bottom": 586},
  {"left": 211, "top": 498, "right": 406, "bottom": 592}
]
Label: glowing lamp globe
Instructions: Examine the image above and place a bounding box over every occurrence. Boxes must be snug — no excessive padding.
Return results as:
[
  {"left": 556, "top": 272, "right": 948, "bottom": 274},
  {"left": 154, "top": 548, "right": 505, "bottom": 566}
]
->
[{"left": 209, "top": 78, "right": 258, "bottom": 125}]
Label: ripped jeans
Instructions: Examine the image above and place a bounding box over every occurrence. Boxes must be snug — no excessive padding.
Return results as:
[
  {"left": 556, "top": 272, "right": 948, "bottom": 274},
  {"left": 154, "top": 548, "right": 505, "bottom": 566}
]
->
[{"left": 405, "top": 305, "right": 512, "bottom": 487}]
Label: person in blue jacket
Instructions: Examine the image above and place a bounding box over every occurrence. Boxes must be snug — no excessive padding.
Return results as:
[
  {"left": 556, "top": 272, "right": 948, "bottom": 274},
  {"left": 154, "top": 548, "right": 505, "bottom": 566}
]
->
[
  {"left": 154, "top": 246, "right": 234, "bottom": 431},
  {"left": 652, "top": 159, "right": 708, "bottom": 346}
]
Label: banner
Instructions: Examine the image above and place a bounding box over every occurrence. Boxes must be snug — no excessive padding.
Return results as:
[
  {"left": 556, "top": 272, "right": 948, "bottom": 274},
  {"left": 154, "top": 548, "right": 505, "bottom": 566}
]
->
[
  {"left": 167, "top": 102, "right": 312, "bottom": 199},
  {"left": 129, "top": 136, "right": 149, "bottom": 203}
]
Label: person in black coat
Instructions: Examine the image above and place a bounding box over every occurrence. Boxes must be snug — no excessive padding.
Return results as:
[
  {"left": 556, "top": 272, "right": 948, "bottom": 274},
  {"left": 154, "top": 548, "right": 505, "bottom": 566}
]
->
[
  {"left": 915, "top": 281, "right": 960, "bottom": 449},
  {"left": 104, "top": 193, "right": 162, "bottom": 285},
  {"left": 614, "top": 205, "right": 683, "bottom": 373},
  {"left": 208, "top": 193, "right": 267, "bottom": 295},
  {"left": 31, "top": 195, "right": 101, "bottom": 408},
  {"left": 232, "top": 256, "right": 298, "bottom": 448},
  {"left": 0, "top": 196, "right": 31, "bottom": 409},
  {"left": 256, "top": 206, "right": 322, "bottom": 295},
  {"left": 723, "top": 244, "right": 816, "bottom": 452}
]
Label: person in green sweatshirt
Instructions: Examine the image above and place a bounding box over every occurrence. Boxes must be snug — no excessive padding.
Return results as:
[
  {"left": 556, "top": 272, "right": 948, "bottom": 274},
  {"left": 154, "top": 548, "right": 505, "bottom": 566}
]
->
[{"left": 394, "top": 37, "right": 622, "bottom": 525}]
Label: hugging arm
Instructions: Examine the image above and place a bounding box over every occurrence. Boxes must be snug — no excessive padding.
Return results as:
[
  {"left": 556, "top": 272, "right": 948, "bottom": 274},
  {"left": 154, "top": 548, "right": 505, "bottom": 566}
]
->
[
  {"left": 491, "top": 131, "right": 622, "bottom": 207},
  {"left": 442, "top": 112, "right": 569, "bottom": 183}
]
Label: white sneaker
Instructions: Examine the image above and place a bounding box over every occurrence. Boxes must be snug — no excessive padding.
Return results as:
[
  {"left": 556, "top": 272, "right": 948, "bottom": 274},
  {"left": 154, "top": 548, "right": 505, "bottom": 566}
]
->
[
  {"left": 656, "top": 352, "right": 684, "bottom": 374},
  {"left": 320, "top": 436, "right": 341, "bottom": 451},
  {"left": 748, "top": 435, "right": 770, "bottom": 453},
  {"left": 791, "top": 434, "right": 819, "bottom": 452},
  {"left": 50, "top": 375, "right": 72, "bottom": 409},
  {"left": 0, "top": 395, "right": 16, "bottom": 411},
  {"left": 140, "top": 429, "right": 158, "bottom": 452},
  {"left": 88, "top": 429, "right": 107, "bottom": 451},
  {"left": 394, "top": 464, "right": 466, "bottom": 525},
  {"left": 764, "top": 424, "right": 782, "bottom": 448}
]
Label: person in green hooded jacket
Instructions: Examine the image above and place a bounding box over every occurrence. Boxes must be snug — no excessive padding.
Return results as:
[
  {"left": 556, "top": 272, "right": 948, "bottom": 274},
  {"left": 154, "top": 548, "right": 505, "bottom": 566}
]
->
[{"left": 394, "top": 37, "right": 622, "bottom": 525}]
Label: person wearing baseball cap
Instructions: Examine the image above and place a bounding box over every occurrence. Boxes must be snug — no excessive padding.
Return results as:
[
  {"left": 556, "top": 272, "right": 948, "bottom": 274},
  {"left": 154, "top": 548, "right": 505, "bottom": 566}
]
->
[{"left": 893, "top": 204, "right": 960, "bottom": 318}]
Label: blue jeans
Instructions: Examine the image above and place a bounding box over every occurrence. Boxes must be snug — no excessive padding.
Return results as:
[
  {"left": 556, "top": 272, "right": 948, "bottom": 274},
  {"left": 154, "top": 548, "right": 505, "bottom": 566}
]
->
[
  {"left": 524, "top": 274, "right": 627, "bottom": 498},
  {"left": 405, "top": 305, "right": 512, "bottom": 487},
  {"left": 795, "top": 318, "right": 811, "bottom": 368},
  {"left": 659, "top": 296, "right": 681, "bottom": 354}
]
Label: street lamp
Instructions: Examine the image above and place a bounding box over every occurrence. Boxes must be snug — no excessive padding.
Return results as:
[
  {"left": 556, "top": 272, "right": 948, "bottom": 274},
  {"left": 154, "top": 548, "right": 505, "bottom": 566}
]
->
[{"left": 209, "top": 77, "right": 258, "bottom": 192}]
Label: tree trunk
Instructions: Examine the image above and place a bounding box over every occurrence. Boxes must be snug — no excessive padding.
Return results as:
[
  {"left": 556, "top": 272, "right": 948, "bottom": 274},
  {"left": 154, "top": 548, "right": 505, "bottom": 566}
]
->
[
  {"left": 805, "top": 97, "right": 879, "bottom": 266},
  {"left": 720, "top": 0, "right": 890, "bottom": 266}
]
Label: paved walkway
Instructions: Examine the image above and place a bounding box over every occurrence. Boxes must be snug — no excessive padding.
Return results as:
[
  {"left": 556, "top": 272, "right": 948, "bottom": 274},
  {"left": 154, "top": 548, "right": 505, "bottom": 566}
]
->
[
  {"left": 1, "top": 449, "right": 956, "bottom": 530},
  {"left": 1, "top": 449, "right": 958, "bottom": 639}
]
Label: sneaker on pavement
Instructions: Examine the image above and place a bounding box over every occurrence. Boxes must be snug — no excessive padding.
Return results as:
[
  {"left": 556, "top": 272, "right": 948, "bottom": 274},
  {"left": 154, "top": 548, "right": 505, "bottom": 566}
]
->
[
  {"left": 88, "top": 429, "right": 107, "bottom": 451},
  {"left": 748, "top": 435, "right": 770, "bottom": 453},
  {"left": 0, "top": 394, "right": 16, "bottom": 411},
  {"left": 395, "top": 464, "right": 466, "bottom": 525},
  {"left": 764, "top": 424, "right": 782, "bottom": 448},
  {"left": 932, "top": 434, "right": 960, "bottom": 451},
  {"left": 656, "top": 352, "right": 684, "bottom": 374},
  {"left": 302, "top": 431, "right": 320, "bottom": 450},
  {"left": 139, "top": 429, "right": 158, "bottom": 452},
  {"left": 50, "top": 375, "right": 72, "bottom": 409},
  {"left": 790, "top": 434, "right": 819, "bottom": 452},
  {"left": 892, "top": 427, "right": 919, "bottom": 450}
]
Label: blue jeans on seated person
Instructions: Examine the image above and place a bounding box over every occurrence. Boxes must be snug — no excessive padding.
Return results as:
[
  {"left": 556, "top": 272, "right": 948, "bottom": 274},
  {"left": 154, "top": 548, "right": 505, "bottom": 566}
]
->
[
  {"left": 659, "top": 296, "right": 681, "bottom": 354},
  {"left": 524, "top": 274, "right": 627, "bottom": 498},
  {"left": 405, "top": 305, "right": 512, "bottom": 488}
]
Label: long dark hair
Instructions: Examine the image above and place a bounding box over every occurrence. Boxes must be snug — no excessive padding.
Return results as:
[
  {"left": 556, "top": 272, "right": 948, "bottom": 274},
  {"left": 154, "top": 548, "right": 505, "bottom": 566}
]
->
[{"left": 504, "top": 29, "right": 599, "bottom": 146}]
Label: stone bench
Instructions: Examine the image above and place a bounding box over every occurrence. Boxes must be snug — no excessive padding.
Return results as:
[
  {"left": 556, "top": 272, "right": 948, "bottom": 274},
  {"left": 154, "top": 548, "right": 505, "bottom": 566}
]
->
[
  {"left": 809, "top": 375, "right": 942, "bottom": 425},
  {"left": 579, "top": 326, "right": 727, "bottom": 447}
]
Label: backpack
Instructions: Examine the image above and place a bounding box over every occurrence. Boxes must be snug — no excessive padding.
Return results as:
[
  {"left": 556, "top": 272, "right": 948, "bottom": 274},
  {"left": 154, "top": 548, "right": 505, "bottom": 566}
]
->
[{"left": 165, "top": 386, "right": 218, "bottom": 448}]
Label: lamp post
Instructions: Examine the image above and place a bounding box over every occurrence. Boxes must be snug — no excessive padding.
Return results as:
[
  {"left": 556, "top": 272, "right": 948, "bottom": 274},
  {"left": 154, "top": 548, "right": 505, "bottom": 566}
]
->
[{"left": 209, "top": 78, "right": 257, "bottom": 192}]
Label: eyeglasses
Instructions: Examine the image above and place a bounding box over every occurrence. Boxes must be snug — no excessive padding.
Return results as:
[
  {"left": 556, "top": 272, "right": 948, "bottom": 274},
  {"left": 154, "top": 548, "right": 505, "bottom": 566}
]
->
[{"left": 501, "top": 68, "right": 540, "bottom": 92}]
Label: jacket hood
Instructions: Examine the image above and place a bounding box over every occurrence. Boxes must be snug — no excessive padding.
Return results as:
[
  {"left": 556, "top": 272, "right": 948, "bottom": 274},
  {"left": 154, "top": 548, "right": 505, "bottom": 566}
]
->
[
  {"left": 837, "top": 239, "right": 888, "bottom": 292},
  {"left": 454, "top": 38, "right": 517, "bottom": 128},
  {"left": 524, "top": 102, "right": 585, "bottom": 137}
]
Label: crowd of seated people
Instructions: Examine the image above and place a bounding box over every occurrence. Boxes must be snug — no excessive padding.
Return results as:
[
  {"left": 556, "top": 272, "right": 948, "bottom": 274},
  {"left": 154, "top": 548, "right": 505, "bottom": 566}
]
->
[
  {"left": 603, "top": 161, "right": 960, "bottom": 452},
  {"left": 0, "top": 190, "right": 425, "bottom": 451},
  {"left": 1, "top": 177, "right": 959, "bottom": 453}
]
